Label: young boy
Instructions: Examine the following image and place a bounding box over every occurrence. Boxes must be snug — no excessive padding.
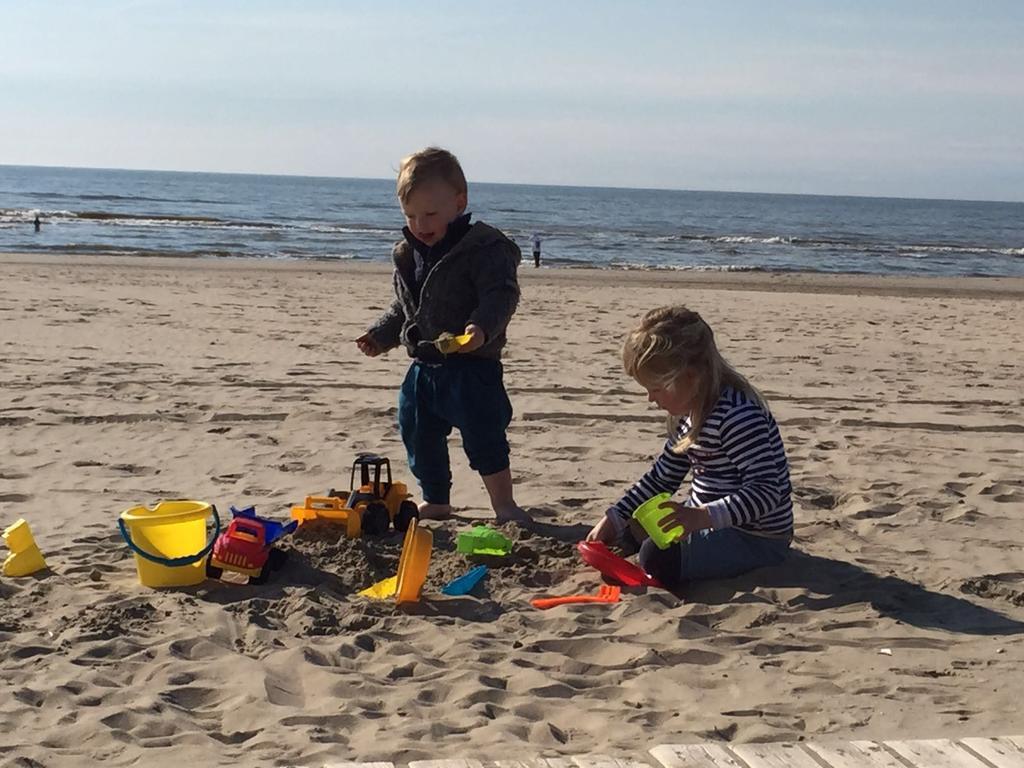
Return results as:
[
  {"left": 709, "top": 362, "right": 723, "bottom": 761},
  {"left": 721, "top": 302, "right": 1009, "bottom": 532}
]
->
[{"left": 356, "top": 147, "right": 527, "bottom": 523}]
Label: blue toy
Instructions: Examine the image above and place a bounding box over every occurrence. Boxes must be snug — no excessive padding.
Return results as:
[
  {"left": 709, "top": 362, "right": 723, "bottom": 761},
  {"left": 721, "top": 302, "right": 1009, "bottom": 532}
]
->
[
  {"left": 441, "top": 565, "right": 488, "bottom": 596},
  {"left": 231, "top": 505, "right": 297, "bottom": 545}
]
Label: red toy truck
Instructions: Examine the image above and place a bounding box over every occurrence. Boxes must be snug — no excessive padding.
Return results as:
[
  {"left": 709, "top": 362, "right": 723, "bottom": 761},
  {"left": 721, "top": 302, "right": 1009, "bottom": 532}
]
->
[{"left": 206, "top": 506, "right": 296, "bottom": 585}]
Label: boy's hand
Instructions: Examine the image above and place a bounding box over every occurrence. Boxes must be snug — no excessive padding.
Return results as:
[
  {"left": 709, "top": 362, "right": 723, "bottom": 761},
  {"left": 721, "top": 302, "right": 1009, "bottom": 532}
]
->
[
  {"left": 355, "top": 333, "right": 383, "bottom": 357},
  {"left": 656, "top": 502, "right": 712, "bottom": 534},
  {"left": 457, "top": 324, "right": 486, "bottom": 353}
]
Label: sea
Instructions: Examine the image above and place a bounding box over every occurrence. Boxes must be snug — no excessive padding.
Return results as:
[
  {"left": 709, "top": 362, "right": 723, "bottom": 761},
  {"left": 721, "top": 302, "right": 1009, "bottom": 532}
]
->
[{"left": 1, "top": 165, "right": 1022, "bottom": 277}]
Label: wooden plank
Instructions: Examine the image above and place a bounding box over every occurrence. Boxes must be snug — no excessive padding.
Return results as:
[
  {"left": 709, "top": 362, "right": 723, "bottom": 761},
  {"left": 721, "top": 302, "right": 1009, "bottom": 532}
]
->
[
  {"left": 730, "top": 742, "right": 822, "bottom": 768},
  {"left": 806, "top": 741, "right": 907, "bottom": 768},
  {"left": 649, "top": 744, "right": 746, "bottom": 768},
  {"left": 960, "top": 737, "right": 1024, "bottom": 768},
  {"left": 409, "top": 761, "right": 485, "bottom": 768},
  {"left": 885, "top": 739, "right": 991, "bottom": 768},
  {"left": 572, "top": 758, "right": 652, "bottom": 768}
]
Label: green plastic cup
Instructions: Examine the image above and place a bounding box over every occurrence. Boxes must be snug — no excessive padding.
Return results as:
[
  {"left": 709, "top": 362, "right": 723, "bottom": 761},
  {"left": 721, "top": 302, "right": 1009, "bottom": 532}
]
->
[{"left": 632, "top": 492, "right": 685, "bottom": 550}]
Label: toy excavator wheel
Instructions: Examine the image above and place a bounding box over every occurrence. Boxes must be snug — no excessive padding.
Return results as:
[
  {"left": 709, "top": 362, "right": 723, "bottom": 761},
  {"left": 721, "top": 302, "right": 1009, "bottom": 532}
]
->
[
  {"left": 395, "top": 500, "right": 419, "bottom": 533},
  {"left": 268, "top": 548, "right": 288, "bottom": 571},
  {"left": 362, "top": 502, "right": 390, "bottom": 536},
  {"left": 205, "top": 559, "right": 224, "bottom": 581},
  {"left": 251, "top": 564, "right": 271, "bottom": 586}
]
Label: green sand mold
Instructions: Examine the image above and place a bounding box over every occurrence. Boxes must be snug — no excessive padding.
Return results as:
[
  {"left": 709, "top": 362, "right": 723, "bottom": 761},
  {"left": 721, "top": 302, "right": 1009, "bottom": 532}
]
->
[{"left": 456, "top": 525, "right": 513, "bottom": 556}]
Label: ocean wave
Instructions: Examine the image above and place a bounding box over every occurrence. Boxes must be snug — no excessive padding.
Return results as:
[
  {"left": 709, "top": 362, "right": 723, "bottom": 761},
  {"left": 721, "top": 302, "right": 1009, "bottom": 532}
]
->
[
  {"left": 0, "top": 208, "right": 75, "bottom": 221},
  {"left": 901, "top": 243, "right": 1024, "bottom": 257},
  {"left": 648, "top": 231, "right": 1023, "bottom": 257},
  {"left": 0, "top": 207, "right": 401, "bottom": 236},
  {"left": 609, "top": 261, "right": 768, "bottom": 273},
  {"left": 28, "top": 191, "right": 226, "bottom": 205},
  {"left": 714, "top": 235, "right": 793, "bottom": 245},
  {"left": 308, "top": 224, "right": 395, "bottom": 235}
]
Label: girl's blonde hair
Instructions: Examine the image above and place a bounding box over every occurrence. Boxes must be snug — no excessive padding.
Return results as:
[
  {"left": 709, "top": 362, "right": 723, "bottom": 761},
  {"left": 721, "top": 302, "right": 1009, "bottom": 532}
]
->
[{"left": 622, "top": 305, "right": 765, "bottom": 452}]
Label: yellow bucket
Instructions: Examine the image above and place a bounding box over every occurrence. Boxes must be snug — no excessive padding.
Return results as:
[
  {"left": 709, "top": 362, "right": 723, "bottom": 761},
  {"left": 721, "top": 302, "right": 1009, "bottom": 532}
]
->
[{"left": 118, "top": 501, "right": 220, "bottom": 588}]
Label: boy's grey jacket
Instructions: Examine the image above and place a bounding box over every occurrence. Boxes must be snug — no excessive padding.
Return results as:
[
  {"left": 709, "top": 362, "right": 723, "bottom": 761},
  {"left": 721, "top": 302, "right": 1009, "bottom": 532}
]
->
[{"left": 367, "top": 222, "right": 521, "bottom": 361}]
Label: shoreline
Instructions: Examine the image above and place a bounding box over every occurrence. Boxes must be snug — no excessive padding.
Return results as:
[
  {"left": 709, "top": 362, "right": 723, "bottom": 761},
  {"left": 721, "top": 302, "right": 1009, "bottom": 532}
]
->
[{"left": 3, "top": 251, "right": 1024, "bottom": 299}]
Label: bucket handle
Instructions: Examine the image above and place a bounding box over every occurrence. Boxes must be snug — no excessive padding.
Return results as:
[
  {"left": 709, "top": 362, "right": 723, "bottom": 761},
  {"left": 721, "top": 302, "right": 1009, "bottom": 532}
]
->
[{"left": 118, "top": 504, "right": 222, "bottom": 568}]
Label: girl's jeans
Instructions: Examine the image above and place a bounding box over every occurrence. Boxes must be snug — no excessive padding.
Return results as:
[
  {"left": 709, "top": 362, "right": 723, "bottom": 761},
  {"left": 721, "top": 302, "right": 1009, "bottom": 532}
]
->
[{"left": 639, "top": 527, "right": 791, "bottom": 589}]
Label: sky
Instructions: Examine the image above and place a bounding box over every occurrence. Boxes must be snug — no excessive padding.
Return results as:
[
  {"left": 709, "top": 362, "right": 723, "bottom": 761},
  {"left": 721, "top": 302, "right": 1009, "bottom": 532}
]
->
[{"left": 1, "top": 0, "right": 1023, "bottom": 201}]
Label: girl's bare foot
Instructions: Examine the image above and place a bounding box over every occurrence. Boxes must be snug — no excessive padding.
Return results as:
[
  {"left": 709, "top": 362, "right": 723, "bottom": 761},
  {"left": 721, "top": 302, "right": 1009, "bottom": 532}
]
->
[{"left": 418, "top": 501, "right": 452, "bottom": 520}]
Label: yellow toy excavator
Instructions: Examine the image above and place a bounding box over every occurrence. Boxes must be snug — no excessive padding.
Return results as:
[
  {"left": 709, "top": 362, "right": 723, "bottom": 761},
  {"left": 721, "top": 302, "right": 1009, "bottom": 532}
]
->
[{"left": 291, "top": 454, "right": 419, "bottom": 536}]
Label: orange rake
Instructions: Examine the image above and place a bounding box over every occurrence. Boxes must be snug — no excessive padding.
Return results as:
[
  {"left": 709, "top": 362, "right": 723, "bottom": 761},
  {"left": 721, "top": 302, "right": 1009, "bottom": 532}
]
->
[{"left": 530, "top": 585, "right": 621, "bottom": 610}]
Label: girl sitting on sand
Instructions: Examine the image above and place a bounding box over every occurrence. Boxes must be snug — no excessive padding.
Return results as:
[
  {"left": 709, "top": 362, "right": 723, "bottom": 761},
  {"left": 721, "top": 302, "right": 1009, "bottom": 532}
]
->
[{"left": 587, "top": 305, "right": 793, "bottom": 589}]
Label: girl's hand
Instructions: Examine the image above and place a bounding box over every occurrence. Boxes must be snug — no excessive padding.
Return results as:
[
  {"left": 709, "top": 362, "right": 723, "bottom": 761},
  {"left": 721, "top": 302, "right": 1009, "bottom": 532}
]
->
[
  {"left": 458, "top": 324, "right": 486, "bottom": 353},
  {"left": 657, "top": 502, "right": 712, "bottom": 534},
  {"left": 586, "top": 515, "right": 617, "bottom": 544},
  {"left": 356, "top": 333, "right": 383, "bottom": 357}
]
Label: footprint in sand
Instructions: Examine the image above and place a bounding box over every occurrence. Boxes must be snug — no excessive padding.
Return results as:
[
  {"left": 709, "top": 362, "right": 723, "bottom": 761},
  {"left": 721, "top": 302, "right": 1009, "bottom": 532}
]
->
[
  {"left": 263, "top": 670, "right": 305, "bottom": 707},
  {"left": 160, "top": 685, "right": 221, "bottom": 711},
  {"left": 851, "top": 502, "right": 902, "bottom": 519},
  {"left": 209, "top": 729, "right": 260, "bottom": 745},
  {"left": 557, "top": 497, "right": 590, "bottom": 508},
  {"left": 980, "top": 481, "right": 1023, "bottom": 503},
  {"left": 796, "top": 487, "right": 839, "bottom": 510},
  {"left": 110, "top": 463, "right": 157, "bottom": 476}
]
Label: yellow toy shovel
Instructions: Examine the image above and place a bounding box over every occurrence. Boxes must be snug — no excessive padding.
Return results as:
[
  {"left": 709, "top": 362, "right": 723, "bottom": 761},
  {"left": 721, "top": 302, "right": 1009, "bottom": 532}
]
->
[{"left": 434, "top": 332, "right": 473, "bottom": 355}]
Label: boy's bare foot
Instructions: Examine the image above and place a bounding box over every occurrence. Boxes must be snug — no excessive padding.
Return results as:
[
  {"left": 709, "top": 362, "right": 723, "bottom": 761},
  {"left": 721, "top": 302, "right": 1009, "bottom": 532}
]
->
[
  {"left": 494, "top": 504, "right": 533, "bottom": 526},
  {"left": 417, "top": 501, "right": 452, "bottom": 520}
]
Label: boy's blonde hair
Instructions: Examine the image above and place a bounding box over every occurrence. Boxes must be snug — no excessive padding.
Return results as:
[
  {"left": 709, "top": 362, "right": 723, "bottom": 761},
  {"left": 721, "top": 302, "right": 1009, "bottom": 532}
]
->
[
  {"left": 396, "top": 147, "right": 468, "bottom": 203},
  {"left": 622, "top": 305, "right": 765, "bottom": 453}
]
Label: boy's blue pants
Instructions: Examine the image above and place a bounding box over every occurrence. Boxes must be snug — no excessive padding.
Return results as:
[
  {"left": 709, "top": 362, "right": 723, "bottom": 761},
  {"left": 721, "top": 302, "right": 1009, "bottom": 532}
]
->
[{"left": 398, "top": 358, "right": 512, "bottom": 504}]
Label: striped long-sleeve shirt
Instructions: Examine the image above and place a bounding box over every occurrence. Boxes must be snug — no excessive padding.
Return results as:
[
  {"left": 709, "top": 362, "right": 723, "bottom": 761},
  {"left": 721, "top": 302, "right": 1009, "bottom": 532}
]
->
[{"left": 608, "top": 386, "right": 793, "bottom": 539}]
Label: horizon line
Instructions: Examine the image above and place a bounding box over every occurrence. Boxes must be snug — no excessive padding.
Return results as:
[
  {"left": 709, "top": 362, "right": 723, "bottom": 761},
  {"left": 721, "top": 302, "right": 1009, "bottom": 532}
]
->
[{"left": 3, "top": 162, "right": 1022, "bottom": 207}]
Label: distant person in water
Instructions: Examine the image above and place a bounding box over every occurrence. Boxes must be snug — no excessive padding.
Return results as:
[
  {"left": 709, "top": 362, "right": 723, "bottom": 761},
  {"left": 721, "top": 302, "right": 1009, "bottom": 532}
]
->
[
  {"left": 532, "top": 232, "right": 542, "bottom": 267},
  {"left": 34, "top": 215, "right": 41, "bottom": 232}
]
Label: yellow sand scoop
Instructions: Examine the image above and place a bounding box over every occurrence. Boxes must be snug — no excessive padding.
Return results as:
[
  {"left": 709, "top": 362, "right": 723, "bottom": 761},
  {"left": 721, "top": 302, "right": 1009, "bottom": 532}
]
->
[
  {"left": 359, "top": 575, "right": 398, "bottom": 599},
  {"left": 290, "top": 496, "right": 362, "bottom": 538}
]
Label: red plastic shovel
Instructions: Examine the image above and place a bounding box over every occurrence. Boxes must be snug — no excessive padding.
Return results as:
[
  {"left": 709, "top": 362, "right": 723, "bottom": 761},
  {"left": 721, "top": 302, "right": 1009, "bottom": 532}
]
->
[{"left": 576, "top": 540, "right": 662, "bottom": 588}]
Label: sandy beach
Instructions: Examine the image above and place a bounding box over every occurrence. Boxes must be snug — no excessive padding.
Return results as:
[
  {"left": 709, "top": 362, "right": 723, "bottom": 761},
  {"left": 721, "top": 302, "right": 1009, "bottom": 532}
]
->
[{"left": 1, "top": 253, "right": 1022, "bottom": 767}]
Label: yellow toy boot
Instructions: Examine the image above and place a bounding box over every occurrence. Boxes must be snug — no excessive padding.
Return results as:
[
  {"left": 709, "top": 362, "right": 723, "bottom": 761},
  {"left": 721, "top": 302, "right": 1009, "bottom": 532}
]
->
[{"left": 2, "top": 519, "right": 47, "bottom": 577}]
